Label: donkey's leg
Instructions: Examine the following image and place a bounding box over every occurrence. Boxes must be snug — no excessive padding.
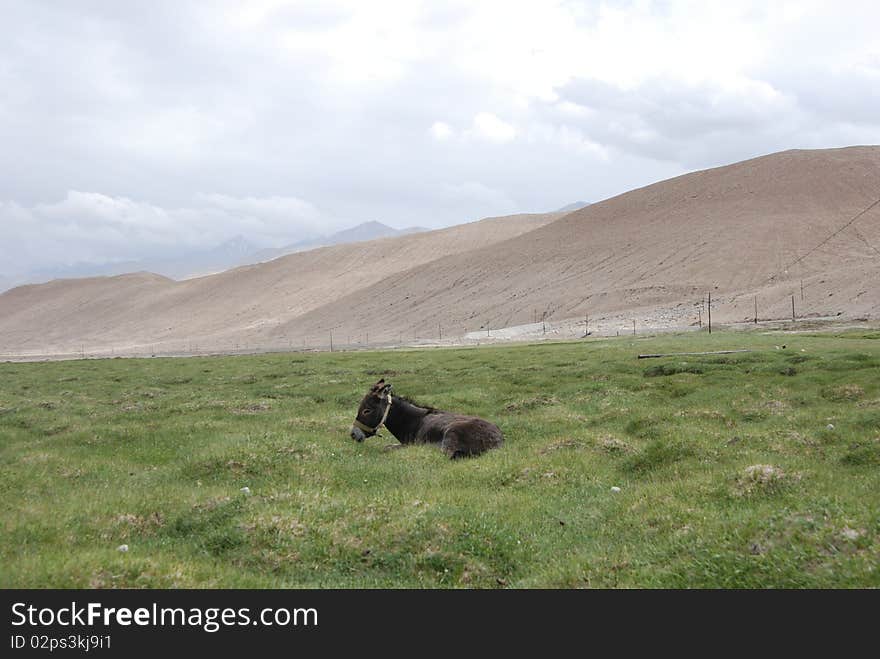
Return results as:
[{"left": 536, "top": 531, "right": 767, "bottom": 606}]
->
[
  {"left": 443, "top": 419, "right": 502, "bottom": 458},
  {"left": 441, "top": 426, "right": 476, "bottom": 459},
  {"left": 440, "top": 431, "right": 465, "bottom": 459}
]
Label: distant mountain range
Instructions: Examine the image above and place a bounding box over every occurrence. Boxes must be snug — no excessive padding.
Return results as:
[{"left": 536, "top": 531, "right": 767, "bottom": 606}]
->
[
  {"left": 0, "top": 236, "right": 261, "bottom": 291},
  {"left": 0, "top": 221, "right": 427, "bottom": 292},
  {"left": 555, "top": 200, "right": 591, "bottom": 213},
  {"left": 245, "top": 221, "right": 427, "bottom": 264},
  {"left": 0, "top": 209, "right": 588, "bottom": 293}
]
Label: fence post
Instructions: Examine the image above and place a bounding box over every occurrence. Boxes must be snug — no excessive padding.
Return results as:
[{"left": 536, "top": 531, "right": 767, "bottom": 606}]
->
[{"left": 708, "top": 292, "right": 712, "bottom": 334}]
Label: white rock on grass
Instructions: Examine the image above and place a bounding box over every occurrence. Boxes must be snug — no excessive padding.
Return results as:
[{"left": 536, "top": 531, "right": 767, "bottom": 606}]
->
[
  {"left": 826, "top": 424, "right": 835, "bottom": 430},
  {"left": 116, "top": 544, "right": 129, "bottom": 552},
  {"left": 840, "top": 526, "right": 864, "bottom": 541},
  {"left": 610, "top": 486, "right": 621, "bottom": 493},
  {"left": 240, "top": 486, "right": 251, "bottom": 495}
]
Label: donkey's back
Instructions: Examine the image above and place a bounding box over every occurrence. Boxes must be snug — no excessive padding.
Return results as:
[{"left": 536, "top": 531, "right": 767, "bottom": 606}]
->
[{"left": 420, "top": 410, "right": 503, "bottom": 459}]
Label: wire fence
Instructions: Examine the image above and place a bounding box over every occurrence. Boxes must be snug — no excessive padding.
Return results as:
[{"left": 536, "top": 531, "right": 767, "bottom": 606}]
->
[{"left": 1, "top": 284, "right": 871, "bottom": 362}]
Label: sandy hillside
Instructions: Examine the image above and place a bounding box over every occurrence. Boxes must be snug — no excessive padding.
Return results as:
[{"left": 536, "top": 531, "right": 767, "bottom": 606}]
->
[
  {"left": 0, "top": 212, "right": 561, "bottom": 354},
  {"left": 271, "top": 146, "right": 880, "bottom": 345}
]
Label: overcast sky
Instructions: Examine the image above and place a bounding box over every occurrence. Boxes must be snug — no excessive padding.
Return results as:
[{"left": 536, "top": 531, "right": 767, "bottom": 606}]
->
[{"left": 1, "top": 0, "right": 879, "bottom": 274}]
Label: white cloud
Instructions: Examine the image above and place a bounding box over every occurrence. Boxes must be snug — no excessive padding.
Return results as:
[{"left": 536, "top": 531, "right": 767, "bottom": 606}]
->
[
  {"left": 0, "top": 191, "right": 327, "bottom": 274},
  {"left": 469, "top": 112, "right": 517, "bottom": 143},
  {"left": 524, "top": 122, "right": 608, "bottom": 159},
  {"left": 197, "top": 193, "right": 320, "bottom": 226},
  {"left": 435, "top": 181, "right": 517, "bottom": 215},
  {"left": 274, "top": 1, "right": 428, "bottom": 86},
  {"left": 429, "top": 121, "right": 454, "bottom": 141}
]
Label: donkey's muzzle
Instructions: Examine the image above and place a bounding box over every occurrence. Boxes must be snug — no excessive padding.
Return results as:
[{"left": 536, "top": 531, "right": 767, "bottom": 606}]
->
[{"left": 350, "top": 426, "right": 366, "bottom": 443}]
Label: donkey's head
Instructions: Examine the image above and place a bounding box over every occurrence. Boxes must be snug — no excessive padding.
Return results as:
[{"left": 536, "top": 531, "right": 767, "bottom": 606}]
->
[{"left": 350, "top": 379, "right": 393, "bottom": 442}]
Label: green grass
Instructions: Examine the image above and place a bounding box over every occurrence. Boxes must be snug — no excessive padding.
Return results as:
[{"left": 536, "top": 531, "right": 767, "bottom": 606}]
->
[{"left": 1, "top": 330, "right": 879, "bottom": 588}]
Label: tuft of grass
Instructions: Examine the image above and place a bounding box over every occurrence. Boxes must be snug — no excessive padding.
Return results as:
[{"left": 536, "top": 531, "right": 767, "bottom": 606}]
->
[
  {"left": 731, "top": 464, "right": 790, "bottom": 497},
  {"left": 822, "top": 384, "right": 865, "bottom": 402},
  {"left": 620, "top": 439, "right": 695, "bottom": 474},
  {"left": 840, "top": 442, "right": 880, "bottom": 466},
  {"left": 643, "top": 363, "right": 704, "bottom": 377},
  {"left": 596, "top": 436, "right": 632, "bottom": 454},
  {"left": 165, "top": 497, "right": 248, "bottom": 557},
  {"left": 624, "top": 417, "right": 666, "bottom": 439}
]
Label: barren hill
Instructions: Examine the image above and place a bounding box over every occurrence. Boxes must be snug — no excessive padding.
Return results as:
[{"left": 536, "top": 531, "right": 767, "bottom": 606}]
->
[
  {"left": 0, "top": 212, "right": 560, "bottom": 355},
  {"left": 273, "top": 146, "right": 880, "bottom": 344}
]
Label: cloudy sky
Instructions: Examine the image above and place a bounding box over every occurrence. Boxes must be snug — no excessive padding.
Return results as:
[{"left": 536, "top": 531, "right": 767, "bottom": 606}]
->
[{"left": 1, "top": 0, "right": 879, "bottom": 275}]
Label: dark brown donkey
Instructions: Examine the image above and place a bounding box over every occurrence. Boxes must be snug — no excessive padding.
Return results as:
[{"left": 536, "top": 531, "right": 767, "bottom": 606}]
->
[{"left": 349, "top": 379, "right": 503, "bottom": 459}]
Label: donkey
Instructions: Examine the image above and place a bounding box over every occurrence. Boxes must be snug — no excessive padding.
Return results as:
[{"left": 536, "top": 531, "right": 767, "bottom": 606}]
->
[{"left": 349, "top": 379, "right": 503, "bottom": 459}]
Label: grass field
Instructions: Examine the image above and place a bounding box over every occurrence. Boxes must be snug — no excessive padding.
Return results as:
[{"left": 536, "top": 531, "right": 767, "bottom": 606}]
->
[{"left": 1, "top": 330, "right": 879, "bottom": 588}]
